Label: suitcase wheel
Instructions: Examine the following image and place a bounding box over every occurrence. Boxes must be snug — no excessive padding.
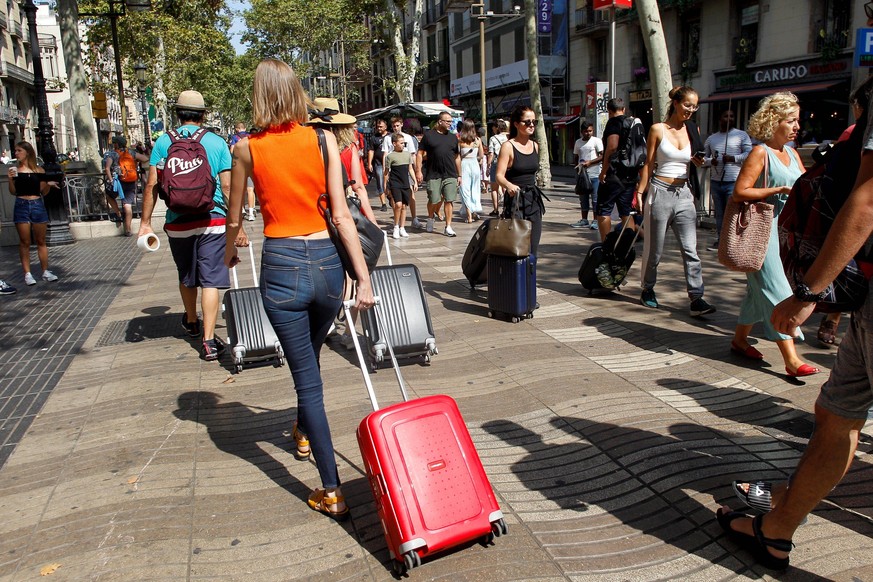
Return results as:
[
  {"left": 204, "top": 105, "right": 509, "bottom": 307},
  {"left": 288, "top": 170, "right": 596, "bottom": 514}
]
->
[
  {"left": 487, "top": 310, "right": 495, "bottom": 319},
  {"left": 393, "top": 550, "right": 421, "bottom": 575},
  {"left": 492, "top": 518, "right": 508, "bottom": 537},
  {"left": 511, "top": 316, "right": 520, "bottom": 323},
  {"left": 374, "top": 349, "right": 384, "bottom": 364}
]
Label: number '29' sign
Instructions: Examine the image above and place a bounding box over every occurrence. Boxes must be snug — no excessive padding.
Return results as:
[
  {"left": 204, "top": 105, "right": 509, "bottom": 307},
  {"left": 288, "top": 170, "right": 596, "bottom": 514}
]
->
[{"left": 538, "top": 0, "right": 551, "bottom": 33}]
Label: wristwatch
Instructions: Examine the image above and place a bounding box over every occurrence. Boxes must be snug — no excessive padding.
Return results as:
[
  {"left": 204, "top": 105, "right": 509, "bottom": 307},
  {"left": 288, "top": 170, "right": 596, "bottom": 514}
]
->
[{"left": 793, "top": 282, "right": 827, "bottom": 303}]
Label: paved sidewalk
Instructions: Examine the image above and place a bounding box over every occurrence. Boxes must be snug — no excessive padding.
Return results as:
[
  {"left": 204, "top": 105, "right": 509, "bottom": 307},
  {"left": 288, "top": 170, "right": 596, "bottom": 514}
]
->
[{"left": 1, "top": 179, "right": 872, "bottom": 581}]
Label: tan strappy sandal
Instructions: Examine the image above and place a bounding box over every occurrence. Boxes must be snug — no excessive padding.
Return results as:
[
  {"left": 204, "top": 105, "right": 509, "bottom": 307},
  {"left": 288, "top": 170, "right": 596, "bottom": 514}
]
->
[
  {"left": 308, "top": 488, "right": 349, "bottom": 521},
  {"left": 292, "top": 422, "right": 310, "bottom": 459}
]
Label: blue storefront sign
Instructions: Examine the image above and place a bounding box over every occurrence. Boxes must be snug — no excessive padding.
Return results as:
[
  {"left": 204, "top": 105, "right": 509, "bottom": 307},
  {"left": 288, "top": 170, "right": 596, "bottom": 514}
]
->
[
  {"left": 538, "top": 0, "right": 551, "bottom": 33},
  {"left": 856, "top": 28, "right": 873, "bottom": 67}
]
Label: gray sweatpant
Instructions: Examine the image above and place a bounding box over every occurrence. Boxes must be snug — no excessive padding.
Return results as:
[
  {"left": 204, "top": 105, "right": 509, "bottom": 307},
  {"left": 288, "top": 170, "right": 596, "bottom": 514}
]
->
[{"left": 640, "top": 178, "right": 704, "bottom": 299}]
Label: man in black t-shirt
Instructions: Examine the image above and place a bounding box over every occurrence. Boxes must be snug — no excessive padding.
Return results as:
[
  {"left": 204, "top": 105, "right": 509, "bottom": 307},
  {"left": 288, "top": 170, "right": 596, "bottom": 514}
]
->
[
  {"left": 367, "top": 118, "right": 389, "bottom": 211},
  {"left": 597, "top": 98, "right": 639, "bottom": 242},
  {"left": 416, "top": 112, "right": 461, "bottom": 237}
]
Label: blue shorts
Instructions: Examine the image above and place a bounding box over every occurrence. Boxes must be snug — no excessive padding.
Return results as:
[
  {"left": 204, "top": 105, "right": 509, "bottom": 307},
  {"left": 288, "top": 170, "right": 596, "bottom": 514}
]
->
[
  {"left": 13, "top": 197, "right": 49, "bottom": 224},
  {"left": 167, "top": 231, "right": 230, "bottom": 289}
]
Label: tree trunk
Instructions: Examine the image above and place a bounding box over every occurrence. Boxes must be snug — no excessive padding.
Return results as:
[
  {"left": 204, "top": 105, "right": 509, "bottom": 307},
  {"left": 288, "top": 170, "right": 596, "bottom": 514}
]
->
[
  {"left": 635, "top": 0, "right": 672, "bottom": 122},
  {"left": 56, "top": 0, "right": 100, "bottom": 172},
  {"left": 389, "top": 0, "right": 423, "bottom": 103},
  {"left": 525, "top": 2, "right": 550, "bottom": 187}
]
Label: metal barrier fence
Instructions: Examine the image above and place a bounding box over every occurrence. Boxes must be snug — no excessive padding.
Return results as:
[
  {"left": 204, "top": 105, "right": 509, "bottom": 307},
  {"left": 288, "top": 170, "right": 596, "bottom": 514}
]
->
[{"left": 64, "top": 173, "right": 143, "bottom": 222}]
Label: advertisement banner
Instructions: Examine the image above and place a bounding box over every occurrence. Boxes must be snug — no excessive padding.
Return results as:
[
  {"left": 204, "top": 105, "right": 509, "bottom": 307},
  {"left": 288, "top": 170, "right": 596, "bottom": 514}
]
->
[
  {"left": 538, "top": 0, "right": 552, "bottom": 33},
  {"left": 585, "top": 82, "right": 611, "bottom": 138},
  {"left": 593, "top": 0, "right": 632, "bottom": 9}
]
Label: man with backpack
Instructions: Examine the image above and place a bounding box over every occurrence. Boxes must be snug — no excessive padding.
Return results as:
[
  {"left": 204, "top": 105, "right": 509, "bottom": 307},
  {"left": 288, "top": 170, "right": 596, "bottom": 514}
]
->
[
  {"left": 104, "top": 136, "right": 148, "bottom": 236},
  {"left": 138, "top": 90, "right": 247, "bottom": 361},
  {"left": 597, "top": 98, "right": 645, "bottom": 242}
]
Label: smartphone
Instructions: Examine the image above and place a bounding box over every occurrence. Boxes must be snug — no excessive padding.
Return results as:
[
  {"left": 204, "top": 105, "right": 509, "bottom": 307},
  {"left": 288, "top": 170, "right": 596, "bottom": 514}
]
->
[{"left": 694, "top": 150, "right": 705, "bottom": 159}]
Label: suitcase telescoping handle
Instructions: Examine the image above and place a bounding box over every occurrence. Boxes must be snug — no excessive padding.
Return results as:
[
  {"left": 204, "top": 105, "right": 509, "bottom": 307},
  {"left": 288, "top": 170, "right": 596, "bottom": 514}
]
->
[
  {"left": 343, "top": 297, "right": 410, "bottom": 411},
  {"left": 230, "top": 242, "right": 259, "bottom": 290},
  {"left": 616, "top": 210, "right": 641, "bottom": 260}
]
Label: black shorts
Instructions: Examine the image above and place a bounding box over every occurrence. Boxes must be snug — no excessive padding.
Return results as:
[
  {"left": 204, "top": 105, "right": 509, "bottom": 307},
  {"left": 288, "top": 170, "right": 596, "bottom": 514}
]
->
[
  {"left": 597, "top": 173, "right": 635, "bottom": 218},
  {"left": 390, "top": 187, "right": 411, "bottom": 206}
]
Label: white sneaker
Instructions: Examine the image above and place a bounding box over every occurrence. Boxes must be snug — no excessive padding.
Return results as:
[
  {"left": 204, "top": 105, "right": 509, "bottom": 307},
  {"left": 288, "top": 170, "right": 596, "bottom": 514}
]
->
[
  {"left": 399, "top": 227, "right": 409, "bottom": 238},
  {"left": 426, "top": 218, "right": 434, "bottom": 233},
  {"left": 412, "top": 217, "right": 424, "bottom": 230},
  {"left": 444, "top": 226, "right": 457, "bottom": 237},
  {"left": 246, "top": 209, "right": 256, "bottom": 221},
  {"left": 24, "top": 272, "right": 36, "bottom": 286},
  {"left": 42, "top": 270, "right": 58, "bottom": 282},
  {"left": 392, "top": 225, "right": 400, "bottom": 239}
]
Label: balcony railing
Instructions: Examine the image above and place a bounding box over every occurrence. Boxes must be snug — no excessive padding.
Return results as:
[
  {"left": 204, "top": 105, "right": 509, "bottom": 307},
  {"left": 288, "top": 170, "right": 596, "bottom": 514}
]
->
[
  {"left": 1, "top": 61, "right": 34, "bottom": 85},
  {"left": 0, "top": 11, "right": 8, "bottom": 29},
  {"left": 9, "top": 19, "right": 22, "bottom": 38},
  {"left": 575, "top": 8, "right": 608, "bottom": 33}
]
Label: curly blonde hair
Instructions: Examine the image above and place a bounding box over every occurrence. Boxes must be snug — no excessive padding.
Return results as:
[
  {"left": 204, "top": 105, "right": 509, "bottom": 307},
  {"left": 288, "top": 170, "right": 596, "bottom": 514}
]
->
[{"left": 747, "top": 92, "right": 799, "bottom": 141}]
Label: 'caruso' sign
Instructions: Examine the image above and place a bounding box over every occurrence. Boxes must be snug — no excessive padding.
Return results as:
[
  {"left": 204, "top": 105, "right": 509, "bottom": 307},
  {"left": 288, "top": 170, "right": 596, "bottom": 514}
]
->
[{"left": 716, "top": 57, "right": 850, "bottom": 90}]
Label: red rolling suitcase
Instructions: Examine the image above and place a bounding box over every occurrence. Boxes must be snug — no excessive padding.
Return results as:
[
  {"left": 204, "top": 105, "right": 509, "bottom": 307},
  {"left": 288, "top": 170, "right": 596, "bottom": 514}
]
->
[{"left": 344, "top": 299, "right": 507, "bottom": 575}]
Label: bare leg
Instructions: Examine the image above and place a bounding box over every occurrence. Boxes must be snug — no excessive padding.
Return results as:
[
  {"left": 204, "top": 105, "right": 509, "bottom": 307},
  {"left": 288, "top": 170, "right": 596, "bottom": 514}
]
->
[
  {"left": 777, "top": 338, "right": 813, "bottom": 374},
  {"left": 123, "top": 203, "right": 133, "bottom": 234},
  {"left": 732, "top": 324, "right": 755, "bottom": 350},
  {"left": 16, "top": 223, "right": 32, "bottom": 275},
  {"left": 724, "top": 404, "right": 865, "bottom": 559},
  {"left": 597, "top": 215, "right": 611, "bottom": 242},
  {"left": 31, "top": 223, "right": 48, "bottom": 271},
  {"left": 201, "top": 287, "right": 220, "bottom": 341},
  {"left": 443, "top": 201, "right": 453, "bottom": 228},
  {"left": 107, "top": 195, "right": 121, "bottom": 219}
]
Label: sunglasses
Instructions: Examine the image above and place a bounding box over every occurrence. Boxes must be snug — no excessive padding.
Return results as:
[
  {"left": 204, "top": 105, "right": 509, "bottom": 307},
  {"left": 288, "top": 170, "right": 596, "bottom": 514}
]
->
[
  {"left": 867, "top": 1, "right": 873, "bottom": 19},
  {"left": 519, "top": 119, "right": 539, "bottom": 127}
]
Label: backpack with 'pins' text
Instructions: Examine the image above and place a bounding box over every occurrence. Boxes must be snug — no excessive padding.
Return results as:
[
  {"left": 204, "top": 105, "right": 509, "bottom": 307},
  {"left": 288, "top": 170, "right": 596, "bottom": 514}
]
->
[
  {"left": 158, "top": 128, "right": 216, "bottom": 214},
  {"left": 611, "top": 116, "right": 647, "bottom": 180}
]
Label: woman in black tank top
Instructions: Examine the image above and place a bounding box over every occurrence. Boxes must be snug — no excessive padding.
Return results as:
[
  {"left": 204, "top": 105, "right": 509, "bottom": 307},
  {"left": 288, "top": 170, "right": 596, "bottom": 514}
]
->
[{"left": 495, "top": 105, "right": 545, "bottom": 259}]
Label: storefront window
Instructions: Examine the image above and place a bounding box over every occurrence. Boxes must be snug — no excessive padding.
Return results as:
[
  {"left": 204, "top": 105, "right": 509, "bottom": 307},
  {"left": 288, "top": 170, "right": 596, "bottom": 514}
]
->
[
  {"left": 733, "top": 2, "right": 758, "bottom": 68},
  {"left": 813, "top": 0, "right": 851, "bottom": 59},
  {"left": 680, "top": 11, "right": 700, "bottom": 77}
]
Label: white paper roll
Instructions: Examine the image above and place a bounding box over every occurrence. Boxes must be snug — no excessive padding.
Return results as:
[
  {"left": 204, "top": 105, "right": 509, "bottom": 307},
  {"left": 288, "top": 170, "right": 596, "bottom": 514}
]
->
[{"left": 137, "top": 233, "right": 160, "bottom": 252}]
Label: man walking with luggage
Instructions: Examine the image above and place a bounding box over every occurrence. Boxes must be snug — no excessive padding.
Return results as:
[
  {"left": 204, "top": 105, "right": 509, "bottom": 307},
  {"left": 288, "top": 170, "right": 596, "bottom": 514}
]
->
[
  {"left": 138, "top": 90, "right": 247, "bottom": 361},
  {"left": 598, "top": 98, "right": 640, "bottom": 242},
  {"left": 416, "top": 112, "right": 461, "bottom": 237},
  {"left": 704, "top": 109, "right": 752, "bottom": 250}
]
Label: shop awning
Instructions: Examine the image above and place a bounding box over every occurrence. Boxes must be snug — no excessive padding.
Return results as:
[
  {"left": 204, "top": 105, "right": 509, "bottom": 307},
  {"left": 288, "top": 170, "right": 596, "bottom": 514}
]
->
[
  {"left": 701, "top": 80, "right": 842, "bottom": 103},
  {"left": 552, "top": 114, "right": 579, "bottom": 128}
]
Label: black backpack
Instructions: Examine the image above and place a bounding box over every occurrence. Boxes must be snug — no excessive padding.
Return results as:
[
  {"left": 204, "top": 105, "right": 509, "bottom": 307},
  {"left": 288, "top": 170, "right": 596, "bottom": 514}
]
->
[{"left": 612, "top": 116, "right": 647, "bottom": 179}]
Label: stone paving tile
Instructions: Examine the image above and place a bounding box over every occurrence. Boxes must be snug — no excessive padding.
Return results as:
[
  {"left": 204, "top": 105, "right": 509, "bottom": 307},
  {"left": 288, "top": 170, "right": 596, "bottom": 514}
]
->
[{"left": 2, "top": 183, "right": 873, "bottom": 581}]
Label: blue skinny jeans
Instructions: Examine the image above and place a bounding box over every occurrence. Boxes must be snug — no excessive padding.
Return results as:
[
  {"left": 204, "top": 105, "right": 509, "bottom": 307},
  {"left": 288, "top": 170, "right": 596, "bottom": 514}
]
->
[{"left": 260, "top": 237, "right": 345, "bottom": 488}]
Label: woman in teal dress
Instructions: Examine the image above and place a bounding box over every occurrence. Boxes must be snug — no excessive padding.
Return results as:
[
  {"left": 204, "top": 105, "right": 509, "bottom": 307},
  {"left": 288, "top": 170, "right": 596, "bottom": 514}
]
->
[{"left": 729, "top": 92, "right": 819, "bottom": 377}]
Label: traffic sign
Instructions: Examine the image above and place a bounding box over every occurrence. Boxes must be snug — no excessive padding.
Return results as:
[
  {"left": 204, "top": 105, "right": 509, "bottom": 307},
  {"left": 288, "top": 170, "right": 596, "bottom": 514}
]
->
[
  {"left": 856, "top": 28, "right": 873, "bottom": 67},
  {"left": 593, "top": 0, "right": 632, "bottom": 9}
]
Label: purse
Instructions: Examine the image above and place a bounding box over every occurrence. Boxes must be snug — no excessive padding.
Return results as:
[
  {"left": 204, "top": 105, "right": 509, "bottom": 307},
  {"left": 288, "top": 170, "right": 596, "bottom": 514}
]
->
[
  {"left": 315, "top": 129, "right": 384, "bottom": 279},
  {"left": 575, "top": 168, "right": 593, "bottom": 195},
  {"left": 484, "top": 192, "right": 532, "bottom": 257},
  {"left": 718, "top": 151, "right": 773, "bottom": 272}
]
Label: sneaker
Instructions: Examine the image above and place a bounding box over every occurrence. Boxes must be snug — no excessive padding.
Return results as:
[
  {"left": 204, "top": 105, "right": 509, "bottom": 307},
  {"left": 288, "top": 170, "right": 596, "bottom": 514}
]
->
[
  {"left": 202, "top": 337, "right": 226, "bottom": 361},
  {"left": 181, "top": 314, "right": 201, "bottom": 338},
  {"left": 640, "top": 289, "right": 659, "bottom": 308},
  {"left": 426, "top": 218, "right": 434, "bottom": 233},
  {"left": 444, "top": 226, "right": 457, "bottom": 237},
  {"left": 392, "top": 225, "right": 400, "bottom": 239},
  {"left": 412, "top": 217, "right": 424, "bottom": 230},
  {"left": 589, "top": 222, "right": 600, "bottom": 230},
  {"left": 24, "top": 272, "right": 36, "bottom": 286},
  {"left": 570, "top": 219, "right": 590, "bottom": 228},
  {"left": 489, "top": 209, "right": 499, "bottom": 217},
  {"left": 706, "top": 241, "right": 719, "bottom": 251},
  {"left": 42, "top": 270, "right": 58, "bottom": 282},
  {"left": 0, "top": 280, "right": 16, "bottom": 295},
  {"left": 379, "top": 204, "right": 388, "bottom": 212},
  {"left": 399, "top": 227, "right": 409, "bottom": 238},
  {"left": 690, "top": 297, "right": 716, "bottom": 317},
  {"left": 246, "top": 209, "right": 256, "bottom": 222}
]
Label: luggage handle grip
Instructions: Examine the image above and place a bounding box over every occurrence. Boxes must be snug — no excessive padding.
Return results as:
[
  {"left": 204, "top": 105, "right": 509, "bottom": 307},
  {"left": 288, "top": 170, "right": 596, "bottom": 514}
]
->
[
  {"left": 343, "top": 297, "right": 410, "bottom": 411},
  {"left": 230, "top": 242, "right": 259, "bottom": 289}
]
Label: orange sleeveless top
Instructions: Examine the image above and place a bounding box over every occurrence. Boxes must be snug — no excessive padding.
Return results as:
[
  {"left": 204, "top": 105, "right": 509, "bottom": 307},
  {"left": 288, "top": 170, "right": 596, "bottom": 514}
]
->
[{"left": 248, "top": 123, "right": 327, "bottom": 238}]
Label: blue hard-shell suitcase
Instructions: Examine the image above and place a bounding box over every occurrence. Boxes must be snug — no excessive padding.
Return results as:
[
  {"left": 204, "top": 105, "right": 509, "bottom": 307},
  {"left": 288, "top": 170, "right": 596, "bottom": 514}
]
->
[{"left": 486, "top": 255, "right": 536, "bottom": 322}]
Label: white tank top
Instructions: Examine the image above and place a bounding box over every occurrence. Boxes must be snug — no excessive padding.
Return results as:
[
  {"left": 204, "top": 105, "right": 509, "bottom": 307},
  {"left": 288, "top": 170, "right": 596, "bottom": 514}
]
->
[{"left": 655, "top": 129, "right": 691, "bottom": 179}]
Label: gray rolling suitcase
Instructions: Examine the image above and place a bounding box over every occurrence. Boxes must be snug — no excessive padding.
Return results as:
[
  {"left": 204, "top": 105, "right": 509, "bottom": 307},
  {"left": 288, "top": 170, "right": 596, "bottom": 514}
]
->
[
  {"left": 359, "top": 264, "right": 437, "bottom": 369},
  {"left": 223, "top": 242, "right": 285, "bottom": 373}
]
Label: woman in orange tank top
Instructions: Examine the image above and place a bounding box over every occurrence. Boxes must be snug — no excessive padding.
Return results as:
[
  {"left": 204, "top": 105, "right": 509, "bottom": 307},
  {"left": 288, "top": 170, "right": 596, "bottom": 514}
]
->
[{"left": 225, "top": 59, "right": 374, "bottom": 521}]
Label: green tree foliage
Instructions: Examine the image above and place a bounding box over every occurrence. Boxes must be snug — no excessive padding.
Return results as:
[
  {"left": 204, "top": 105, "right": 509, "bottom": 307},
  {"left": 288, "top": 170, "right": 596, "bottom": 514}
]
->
[{"left": 78, "top": 0, "right": 250, "bottom": 124}]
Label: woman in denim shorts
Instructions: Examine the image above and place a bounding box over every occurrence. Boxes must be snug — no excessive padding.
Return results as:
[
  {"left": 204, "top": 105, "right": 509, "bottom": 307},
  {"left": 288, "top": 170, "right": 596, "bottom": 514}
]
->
[{"left": 8, "top": 141, "right": 59, "bottom": 286}]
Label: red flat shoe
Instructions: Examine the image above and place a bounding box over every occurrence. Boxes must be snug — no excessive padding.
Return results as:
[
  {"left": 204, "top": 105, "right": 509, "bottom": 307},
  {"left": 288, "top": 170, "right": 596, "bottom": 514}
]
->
[
  {"left": 786, "top": 364, "right": 820, "bottom": 377},
  {"left": 730, "top": 341, "right": 764, "bottom": 360}
]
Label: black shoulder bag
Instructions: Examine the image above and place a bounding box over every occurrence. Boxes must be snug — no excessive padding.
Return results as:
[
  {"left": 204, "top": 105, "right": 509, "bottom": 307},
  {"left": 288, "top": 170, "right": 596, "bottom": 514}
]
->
[{"left": 315, "top": 128, "right": 384, "bottom": 279}]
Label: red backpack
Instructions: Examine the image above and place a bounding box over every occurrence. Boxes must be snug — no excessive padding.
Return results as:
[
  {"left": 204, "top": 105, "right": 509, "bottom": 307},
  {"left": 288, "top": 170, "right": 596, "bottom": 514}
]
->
[
  {"left": 158, "top": 128, "right": 216, "bottom": 214},
  {"left": 778, "top": 136, "right": 873, "bottom": 313}
]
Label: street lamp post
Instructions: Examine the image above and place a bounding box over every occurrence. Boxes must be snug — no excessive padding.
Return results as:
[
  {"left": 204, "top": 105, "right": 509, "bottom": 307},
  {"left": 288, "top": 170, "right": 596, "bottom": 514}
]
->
[
  {"left": 134, "top": 62, "right": 150, "bottom": 148},
  {"left": 22, "top": 0, "right": 73, "bottom": 245},
  {"left": 469, "top": 3, "right": 522, "bottom": 131}
]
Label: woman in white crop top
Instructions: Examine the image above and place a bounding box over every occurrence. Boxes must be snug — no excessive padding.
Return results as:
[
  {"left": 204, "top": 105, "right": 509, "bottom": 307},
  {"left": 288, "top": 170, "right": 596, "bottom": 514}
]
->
[{"left": 635, "top": 86, "right": 715, "bottom": 316}]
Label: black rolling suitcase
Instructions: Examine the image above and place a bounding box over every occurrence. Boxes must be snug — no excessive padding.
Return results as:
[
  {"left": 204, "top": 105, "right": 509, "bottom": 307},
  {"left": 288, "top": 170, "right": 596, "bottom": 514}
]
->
[
  {"left": 487, "top": 255, "right": 536, "bottom": 322},
  {"left": 360, "top": 264, "right": 437, "bottom": 368},
  {"left": 222, "top": 242, "right": 285, "bottom": 373},
  {"left": 579, "top": 216, "right": 640, "bottom": 292},
  {"left": 461, "top": 219, "right": 490, "bottom": 287}
]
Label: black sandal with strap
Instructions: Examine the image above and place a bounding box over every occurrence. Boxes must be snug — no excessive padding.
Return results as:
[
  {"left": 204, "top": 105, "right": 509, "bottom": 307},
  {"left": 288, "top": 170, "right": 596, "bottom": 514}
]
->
[{"left": 717, "top": 509, "right": 793, "bottom": 570}]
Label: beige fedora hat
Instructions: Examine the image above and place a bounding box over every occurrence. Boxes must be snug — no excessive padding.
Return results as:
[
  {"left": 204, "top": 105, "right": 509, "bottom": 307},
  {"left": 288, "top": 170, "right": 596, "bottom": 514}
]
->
[
  {"left": 308, "top": 97, "right": 356, "bottom": 125},
  {"left": 175, "top": 90, "right": 207, "bottom": 112}
]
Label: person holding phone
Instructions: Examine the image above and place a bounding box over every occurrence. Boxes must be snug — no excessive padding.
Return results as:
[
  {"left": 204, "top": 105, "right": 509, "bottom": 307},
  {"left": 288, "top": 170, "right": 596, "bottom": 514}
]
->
[{"left": 635, "top": 86, "right": 715, "bottom": 316}]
